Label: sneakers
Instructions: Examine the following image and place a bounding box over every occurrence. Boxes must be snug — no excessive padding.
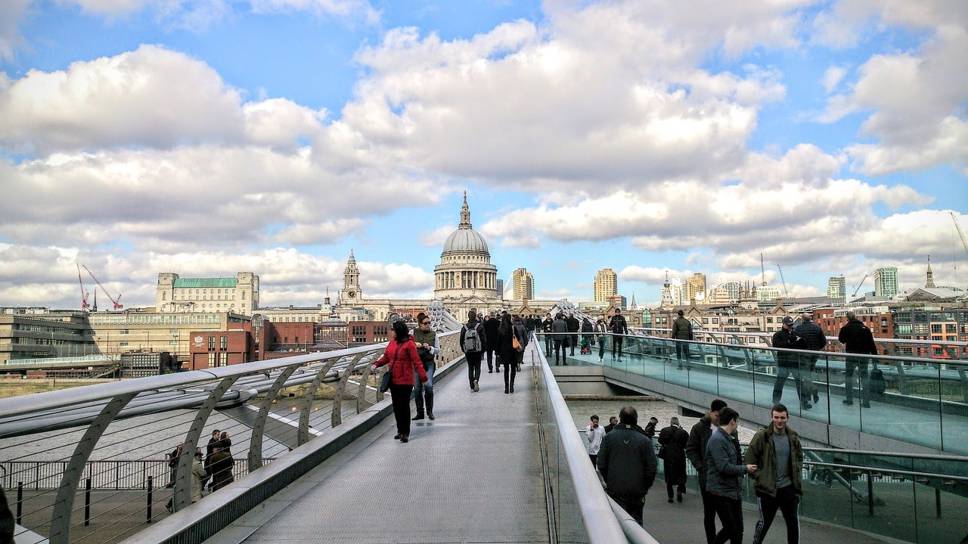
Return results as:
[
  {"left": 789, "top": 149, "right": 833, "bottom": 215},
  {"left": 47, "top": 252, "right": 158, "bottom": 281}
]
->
[{"left": 473, "top": 380, "right": 479, "bottom": 392}]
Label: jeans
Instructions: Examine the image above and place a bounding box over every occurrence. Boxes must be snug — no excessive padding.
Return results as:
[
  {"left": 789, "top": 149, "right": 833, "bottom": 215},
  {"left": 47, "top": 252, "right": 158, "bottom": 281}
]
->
[
  {"left": 544, "top": 335, "right": 553, "bottom": 357},
  {"left": 466, "top": 352, "right": 482, "bottom": 388},
  {"left": 609, "top": 493, "right": 644, "bottom": 526},
  {"left": 598, "top": 336, "right": 606, "bottom": 360},
  {"left": 675, "top": 341, "right": 690, "bottom": 366},
  {"left": 502, "top": 362, "right": 517, "bottom": 391},
  {"left": 554, "top": 338, "right": 569, "bottom": 364},
  {"left": 845, "top": 357, "right": 869, "bottom": 403},
  {"left": 753, "top": 486, "right": 800, "bottom": 544},
  {"left": 571, "top": 334, "right": 578, "bottom": 355},
  {"left": 772, "top": 364, "right": 803, "bottom": 405},
  {"left": 800, "top": 355, "right": 818, "bottom": 398},
  {"left": 612, "top": 335, "right": 624, "bottom": 359},
  {"left": 389, "top": 384, "right": 414, "bottom": 437},
  {"left": 413, "top": 361, "right": 435, "bottom": 415},
  {"left": 712, "top": 494, "right": 743, "bottom": 544}
]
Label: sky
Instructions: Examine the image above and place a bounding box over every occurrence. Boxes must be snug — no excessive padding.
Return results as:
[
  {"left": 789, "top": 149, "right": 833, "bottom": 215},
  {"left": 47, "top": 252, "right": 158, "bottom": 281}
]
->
[{"left": 0, "top": 0, "right": 966, "bottom": 310}]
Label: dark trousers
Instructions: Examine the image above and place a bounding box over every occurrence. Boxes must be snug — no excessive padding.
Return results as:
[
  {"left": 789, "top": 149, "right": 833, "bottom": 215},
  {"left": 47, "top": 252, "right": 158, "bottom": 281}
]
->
[
  {"left": 666, "top": 478, "right": 686, "bottom": 499},
  {"left": 598, "top": 337, "right": 606, "bottom": 360},
  {"left": 753, "top": 486, "right": 800, "bottom": 544},
  {"left": 570, "top": 334, "right": 578, "bottom": 355},
  {"left": 389, "top": 384, "right": 414, "bottom": 437},
  {"left": 466, "top": 352, "right": 482, "bottom": 388},
  {"left": 485, "top": 348, "right": 495, "bottom": 371},
  {"left": 544, "top": 335, "right": 553, "bottom": 356},
  {"left": 612, "top": 335, "right": 624, "bottom": 359},
  {"left": 845, "top": 358, "right": 869, "bottom": 403},
  {"left": 675, "top": 341, "right": 690, "bottom": 366},
  {"left": 502, "top": 362, "right": 517, "bottom": 391},
  {"left": 772, "top": 365, "right": 803, "bottom": 404},
  {"left": 701, "top": 488, "right": 718, "bottom": 544},
  {"left": 554, "top": 339, "right": 569, "bottom": 364},
  {"left": 589, "top": 454, "right": 597, "bottom": 466},
  {"left": 712, "top": 494, "right": 743, "bottom": 544},
  {"left": 610, "top": 493, "right": 644, "bottom": 526}
]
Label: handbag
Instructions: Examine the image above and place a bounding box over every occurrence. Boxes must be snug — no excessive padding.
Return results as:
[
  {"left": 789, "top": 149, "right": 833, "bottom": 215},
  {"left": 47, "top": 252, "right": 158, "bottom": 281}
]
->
[
  {"left": 378, "top": 370, "right": 392, "bottom": 393},
  {"left": 512, "top": 335, "right": 522, "bottom": 352}
]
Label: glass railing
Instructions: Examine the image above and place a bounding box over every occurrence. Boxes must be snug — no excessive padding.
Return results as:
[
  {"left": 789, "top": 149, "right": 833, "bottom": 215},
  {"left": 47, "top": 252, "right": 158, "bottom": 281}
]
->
[{"left": 538, "top": 332, "right": 968, "bottom": 455}]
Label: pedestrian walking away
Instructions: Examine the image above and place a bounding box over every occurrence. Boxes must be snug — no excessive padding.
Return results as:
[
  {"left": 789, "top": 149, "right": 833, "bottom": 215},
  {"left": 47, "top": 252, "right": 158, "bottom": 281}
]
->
[
  {"left": 746, "top": 403, "right": 804, "bottom": 544},
  {"left": 513, "top": 315, "right": 528, "bottom": 372},
  {"left": 595, "top": 316, "right": 608, "bottom": 363},
  {"left": 609, "top": 309, "right": 629, "bottom": 361},
  {"left": 552, "top": 313, "right": 570, "bottom": 365},
  {"left": 705, "top": 407, "right": 757, "bottom": 544},
  {"left": 772, "top": 317, "right": 809, "bottom": 409},
  {"left": 566, "top": 312, "right": 580, "bottom": 356},
  {"left": 373, "top": 319, "right": 429, "bottom": 443},
  {"left": 497, "top": 313, "right": 518, "bottom": 394},
  {"left": 658, "top": 417, "right": 690, "bottom": 503},
  {"left": 838, "top": 311, "right": 878, "bottom": 408},
  {"left": 483, "top": 312, "right": 500, "bottom": 373},
  {"left": 460, "top": 310, "right": 487, "bottom": 392},
  {"left": 686, "top": 398, "right": 728, "bottom": 544},
  {"left": 584, "top": 415, "right": 605, "bottom": 466},
  {"left": 671, "top": 310, "right": 694, "bottom": 369},
  {"left": 793, "top": 312, "right": 827, "bottom": 405},
  {"left": 542, "top": 315, "right": 554, "bottom": 358},
  {"left": 411, "top": 312, "right": 439, "bottom": 421},
  {"left": 597, "top": 406, "right": 658, "bottom": 526}
]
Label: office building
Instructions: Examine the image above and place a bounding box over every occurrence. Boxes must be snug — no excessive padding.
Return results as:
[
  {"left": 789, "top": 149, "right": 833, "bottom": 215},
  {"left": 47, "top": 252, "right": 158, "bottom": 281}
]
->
[
  {"left": 511, "top": 268, "right": 534, "bottom": 301},
  {"left": 873, "top": 267, "right": 899, "bottom": 298},
  {"left": 594, "top": 268, "right": 618, "bottom": 303}
]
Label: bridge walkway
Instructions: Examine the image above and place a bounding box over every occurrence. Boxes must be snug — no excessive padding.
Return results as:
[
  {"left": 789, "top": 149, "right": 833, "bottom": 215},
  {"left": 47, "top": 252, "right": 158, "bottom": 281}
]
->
[{"left": 207, "top": 353, "right": 550, "bottom": 544}]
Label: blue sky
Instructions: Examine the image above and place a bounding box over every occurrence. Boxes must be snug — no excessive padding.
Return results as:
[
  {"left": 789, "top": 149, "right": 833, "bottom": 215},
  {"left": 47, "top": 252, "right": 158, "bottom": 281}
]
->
[{"left": 0, "top": 0, "right": 965, "bottom": 309}]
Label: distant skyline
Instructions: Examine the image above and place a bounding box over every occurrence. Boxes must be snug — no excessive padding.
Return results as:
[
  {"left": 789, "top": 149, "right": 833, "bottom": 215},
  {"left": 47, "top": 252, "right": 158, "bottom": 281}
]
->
[{"left": 0, "top": 1, "right": 966, "bottom": 310}]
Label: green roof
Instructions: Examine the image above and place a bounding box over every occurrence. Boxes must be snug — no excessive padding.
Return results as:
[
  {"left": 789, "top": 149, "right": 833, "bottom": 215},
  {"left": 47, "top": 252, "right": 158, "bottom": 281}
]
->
[{"left": 173, "top": 278, "right": 238, "bottom": 288}]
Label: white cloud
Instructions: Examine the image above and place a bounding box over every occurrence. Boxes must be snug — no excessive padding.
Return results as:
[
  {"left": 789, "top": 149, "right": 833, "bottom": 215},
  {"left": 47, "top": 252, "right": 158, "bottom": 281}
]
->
[
  {"left": 821, "top": 65, "right": 847, "bottom": 92},
  {"left": 812, "top": 0, "right": 968, "bottom": 48},
  {"left": 0, "top": 0, "right": 30, "bottom": 61},
  {"left": 420, "top": 225, "right": 454, "bottom": 248},
  {"left": 249, "top": 0, "right": 379, "bottom": 24}
]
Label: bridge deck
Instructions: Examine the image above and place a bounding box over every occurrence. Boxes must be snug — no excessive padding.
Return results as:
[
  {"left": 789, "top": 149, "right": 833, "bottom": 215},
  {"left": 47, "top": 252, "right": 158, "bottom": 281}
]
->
[{"left": 207, "top": 359, "right": 550, "bottom": 544}]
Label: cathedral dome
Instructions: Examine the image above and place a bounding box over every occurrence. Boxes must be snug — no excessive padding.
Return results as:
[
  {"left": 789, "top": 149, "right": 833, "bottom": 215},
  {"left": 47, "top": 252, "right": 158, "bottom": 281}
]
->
[{"left": 440, "top": 192, "right": 490, "bottom": 257}]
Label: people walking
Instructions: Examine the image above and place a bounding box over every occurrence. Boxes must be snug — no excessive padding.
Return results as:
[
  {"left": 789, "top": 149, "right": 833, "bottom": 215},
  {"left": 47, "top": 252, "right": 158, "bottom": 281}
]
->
[
  {"left": 706, "top": 407, "right": 757, "bottom": 544},
  {"left": 373, "top": 319, "right": 429, "bottom": 443},
  {"left": 566, "top": 312, "right": 580, "bottom": 356},
  {"left": 513, "top": 315, "right": 528, "bottom": 372},
  {"left": 584, "top": 415, "right": 605, "bottom": 465},
  {"left": 580, "top": 316, "right": 594, "bottom": 354},
  {"left": 411, "top": 312, "right": 439, "bottom": 420},
  {"left": 658, "top": 417, "right": 690, "bottom": 503},
  {"left": 609, "top": 309, "right": 629, "bottom": 361},
  {"left": 483, "top": 312, "right": 500, "bottom": 373},
  {"left": 191, "top": 448, "right": 206, "bottom": 503},
  {"left": 794, "top": 312, "right": 827, "bottom": 404},
  {"left": 552, "top": 313, "right": 569, "bottom": 365},
  {"left": 542, "top": 315, "right": 554, "bottom": 358},
  {"left": 671, "top": 310, "right": 694, "bottom": 369},
  {"left": 745, "top": 403, "right": 804, "bottom": 544},
  {"left": 686, "top": 399, "right": 728, "bottom": 544},
  {"left": 460, "top": 310, "right": 487, "bottom": 392},
  {"left": 597, "top": 406, "right": 658, "bottom": 526},
  {"left": 208, "top": 441, "right": 235, "bottom": 492},
  {"left": 772, "top": 317, "right": 809, "bottom": 409},
  {"left": 838, "top": 311, "right": 878, "bottom": 408},
  {"left": 497, "top": 313, "right": 518, "bottom": 394},
  {"left": 595, "top": 316, "right": 608, "bottom": 363}
]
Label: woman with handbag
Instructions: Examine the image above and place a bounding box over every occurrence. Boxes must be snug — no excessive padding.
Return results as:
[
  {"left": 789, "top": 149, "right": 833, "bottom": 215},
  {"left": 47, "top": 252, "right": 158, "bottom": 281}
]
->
[
  {"left": 512, "top": 315, "right": 528, "bottom": 372},
  {"left": 497, "top": 313, "right": 518, "bottom": 394},
  {"left": 373, "top": 319, "right": 428, "bottom": 443}
]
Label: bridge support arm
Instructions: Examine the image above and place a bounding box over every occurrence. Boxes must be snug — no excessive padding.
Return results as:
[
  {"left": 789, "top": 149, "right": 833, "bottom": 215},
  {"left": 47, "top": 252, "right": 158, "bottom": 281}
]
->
[{"left": 249, "top": 366, "right": 298, "bottom": 471}]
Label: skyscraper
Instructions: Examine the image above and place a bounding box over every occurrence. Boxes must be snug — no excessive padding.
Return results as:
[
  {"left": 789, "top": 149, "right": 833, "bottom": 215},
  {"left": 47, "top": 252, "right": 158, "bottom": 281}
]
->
[
  {"left": 684, "top": 273, "right": 707, "bottom": 304},
  {"left": 511, "top": 268, "right": 534, "bottom": 301},
  {"left": 827, "top": 275, "right": 846, "bottom": 301},
  {"left": 873, "top": 267, "right": 899, "bottom": 298},
  {"left": 594, "top": 268, "right": 618, "bottom": 302}
]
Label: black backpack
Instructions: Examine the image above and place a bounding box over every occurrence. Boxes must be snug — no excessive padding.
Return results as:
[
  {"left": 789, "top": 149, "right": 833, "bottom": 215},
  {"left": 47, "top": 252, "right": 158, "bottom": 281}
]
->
[{"left": 869, "top": 366, "right": 886, "bottom": 397}]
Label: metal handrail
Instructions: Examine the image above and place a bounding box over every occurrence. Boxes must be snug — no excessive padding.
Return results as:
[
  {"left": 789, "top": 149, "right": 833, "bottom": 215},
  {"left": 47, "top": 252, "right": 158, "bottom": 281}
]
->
[
  {"left": 532, "top": 333, "right": 647, "bottom": 543},
  {"left": 634, "top": 326, "right": 968, "bottom": 348},
  {"left": 803, "top": 461, "right": 968, "bottom": 482}
]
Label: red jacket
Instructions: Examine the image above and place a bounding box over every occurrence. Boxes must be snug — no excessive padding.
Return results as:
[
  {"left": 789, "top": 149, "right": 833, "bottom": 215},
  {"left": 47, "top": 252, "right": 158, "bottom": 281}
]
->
[{"left": 374, "top": 338, "right": 428, "bottom": 386}]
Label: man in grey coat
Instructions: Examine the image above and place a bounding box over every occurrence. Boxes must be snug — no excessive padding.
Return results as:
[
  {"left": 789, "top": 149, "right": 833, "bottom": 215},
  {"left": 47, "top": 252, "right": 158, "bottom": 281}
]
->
[{"left": 706, "top": 407, "right": 757, "bottom": 544}]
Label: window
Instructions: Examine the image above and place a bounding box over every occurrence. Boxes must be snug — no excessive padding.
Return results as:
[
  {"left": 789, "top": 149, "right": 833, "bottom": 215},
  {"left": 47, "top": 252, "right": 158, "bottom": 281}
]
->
[
  {"left": 931, "top": 324, "right": 943, "bottom": 333},
  {"left": 220, "top": 352, "right": 228, "bottom": 367},
  {"left": 220, "top": 336, "right": 227, "bottom": 350},
  {"left": 946, "top": 324, "right": 957, "bottom": 333},
  {"left": 208, "top": 352, "right": 216, "bottom": 366},
  {"left": 119, "top": 341, "right": 129, "bottom": 347},
  {"left": 120, "top": 329, "right": 128, "bottom": 335},
  {"left": 208, "top": 336, "right": 215, "bottom": 350}
]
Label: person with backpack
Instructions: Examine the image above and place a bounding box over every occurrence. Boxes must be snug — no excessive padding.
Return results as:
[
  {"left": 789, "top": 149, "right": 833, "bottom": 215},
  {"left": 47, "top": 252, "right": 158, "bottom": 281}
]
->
[
  {"left": 412, "top": 312, "right": 439, "bottom": 421},
  {"left": 609, "top": 309, "right": 629, "bottom": 361},
  {"left": 460, "top": 310, "right": 487, "bottom": 392},
  {"left": 373, "top": 320, "right": 429, "bottom": 442}
]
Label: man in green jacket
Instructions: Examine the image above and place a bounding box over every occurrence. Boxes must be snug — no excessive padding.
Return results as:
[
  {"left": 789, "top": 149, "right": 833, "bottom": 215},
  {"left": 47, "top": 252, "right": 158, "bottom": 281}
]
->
[{"left": 744, "top": 403, "right": 804, "bottom": 544}]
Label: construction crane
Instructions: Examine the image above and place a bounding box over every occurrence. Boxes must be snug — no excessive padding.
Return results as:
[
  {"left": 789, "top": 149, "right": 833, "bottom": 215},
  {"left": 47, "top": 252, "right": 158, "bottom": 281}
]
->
[
  {"left": 76, "top": 264, "right": 90, "bottom": 311},
  {"left": 952, "top": 212, "right": 968, "bottom": 257},
  {"left": 852, "top": 273, "right": 869, "bottom": 297},
  {"left": 776, "top": 264, "right": 789, "bottom": 296},
  {"left": 81, "top": 265, "right": 123, "bottom": 310}
]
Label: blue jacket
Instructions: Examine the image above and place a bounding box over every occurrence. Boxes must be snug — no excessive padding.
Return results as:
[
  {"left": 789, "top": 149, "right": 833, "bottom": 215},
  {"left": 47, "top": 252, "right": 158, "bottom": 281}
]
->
[{"left": 705, "top": 427, "right": 746, "bottom": 499}]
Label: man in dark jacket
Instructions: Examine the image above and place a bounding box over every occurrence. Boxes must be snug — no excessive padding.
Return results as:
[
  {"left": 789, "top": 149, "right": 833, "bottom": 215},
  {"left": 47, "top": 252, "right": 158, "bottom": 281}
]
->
[
  {"left": 597, "top": 406, "right": 658, "bottom": 526},
  {"left": 671, "top": 310, "right": 694, "bottom": 369},
  {"left": 566, "top": 313, "right": 580, "bottom": 355},
  {"left": 483, "top": 313, "right": 500, "bottom": 373},
  {"left": 687, "top": 398, "right": 728, "bottom": 544},
  {"left": 542, "top": 315, "right": 554, "bottom": 357},
  {"left": 772, "top": 317, "right": 809, "bottom": 409},
  {"left": 794, "top": 312, "right": 827, "bottom": 404},
  {"left": 745, "top": 403, "right": 804, "bottom": 544},
  {"left": 838, "top": 311, "right": 878, "bottom": 408},
  {"left": 460, "top": 310, "right": 487, "bottom": 392},
  {"left": 0, "top": 488, "right": 14, "bottom": 544},
  {"left": 658, "top": 417, "right": 690, "bottom": 503},
  {"left": 609, "top": 309, "right": 629, "bottom": 361},
  {"left": 706, "top": 407, "right": 757, "bottom": 544},
  {"left": 552, "top": 313, "right": 569, "bottom": 365}
]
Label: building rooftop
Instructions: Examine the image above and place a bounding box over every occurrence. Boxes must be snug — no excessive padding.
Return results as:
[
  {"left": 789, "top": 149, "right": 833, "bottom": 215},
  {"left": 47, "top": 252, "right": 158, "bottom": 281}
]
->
[{"left": 173, "top": 278, "right": 238, "bottom": 288}]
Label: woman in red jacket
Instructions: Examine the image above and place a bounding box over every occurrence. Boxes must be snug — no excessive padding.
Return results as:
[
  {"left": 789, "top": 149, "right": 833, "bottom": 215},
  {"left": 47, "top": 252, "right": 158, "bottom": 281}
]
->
[{"left": 373, "top": 320, "right": 428, "bottom": 443}]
